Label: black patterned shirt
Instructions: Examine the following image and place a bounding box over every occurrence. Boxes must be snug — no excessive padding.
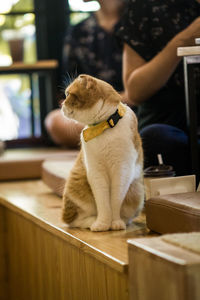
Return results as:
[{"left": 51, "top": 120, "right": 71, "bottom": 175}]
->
[
  {"left": 118, "top": 0, "right": 200, "bottom": 131},
  {"left": 62, "top": 14, "right": 123, "bottom": 92}
]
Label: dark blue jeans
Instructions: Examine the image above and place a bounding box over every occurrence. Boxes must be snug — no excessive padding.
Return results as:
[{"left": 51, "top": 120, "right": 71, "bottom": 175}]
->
[{"left": 140, "top": 124, "right": 191, "bottom": 176}]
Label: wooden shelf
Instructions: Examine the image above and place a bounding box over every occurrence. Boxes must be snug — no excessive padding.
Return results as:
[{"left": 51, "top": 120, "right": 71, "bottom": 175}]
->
[
  {"left": 177, "top": 46, "right": 200, "bottom": 57},
  {"left": 0, "top": 60, "right": 58, "bottom": 73}
]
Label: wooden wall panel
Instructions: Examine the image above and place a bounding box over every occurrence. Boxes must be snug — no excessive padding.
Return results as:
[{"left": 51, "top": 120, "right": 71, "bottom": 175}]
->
[{"left": 5, "top": 209, "right": 128, "bottom": 300}]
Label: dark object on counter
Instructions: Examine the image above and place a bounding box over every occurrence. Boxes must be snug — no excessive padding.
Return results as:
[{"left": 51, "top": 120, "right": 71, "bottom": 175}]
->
[
  {"left": 144, "top": 153, "right": 176, "bottom": 178},
  {"left": 144, "top": 164, "right": 176, "bottom": 178}
]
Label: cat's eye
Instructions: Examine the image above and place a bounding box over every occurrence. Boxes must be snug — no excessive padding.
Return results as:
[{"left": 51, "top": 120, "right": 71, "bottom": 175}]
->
[{"left": 65, "top": 91, "right": 69, "bottom": 98}]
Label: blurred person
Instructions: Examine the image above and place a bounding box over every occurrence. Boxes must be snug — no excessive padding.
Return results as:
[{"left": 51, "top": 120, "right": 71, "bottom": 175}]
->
[
  {"left": 45, "top": 0, "right": 127, "bottom": 148},
  {"left": 118, "top": 0, "right": 200, "bottom": 175}
]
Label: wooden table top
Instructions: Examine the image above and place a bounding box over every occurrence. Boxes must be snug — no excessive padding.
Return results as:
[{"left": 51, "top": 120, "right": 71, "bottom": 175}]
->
[{"left": 0, "top": 179, "right": 152, "bottom": 273}]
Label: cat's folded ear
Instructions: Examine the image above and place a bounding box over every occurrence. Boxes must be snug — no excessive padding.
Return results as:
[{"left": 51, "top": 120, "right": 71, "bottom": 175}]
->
[{"left": 79, "top": 74, "right": 97, "bottom": 90}]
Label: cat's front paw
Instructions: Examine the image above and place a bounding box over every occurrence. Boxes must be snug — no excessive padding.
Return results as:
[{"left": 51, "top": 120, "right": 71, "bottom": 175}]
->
[
  {"left": 111, "top": 219, "right": 126, "bottom": 231},
  {"left": 90, "top": 220, "right": 110, "bottom": 232}
]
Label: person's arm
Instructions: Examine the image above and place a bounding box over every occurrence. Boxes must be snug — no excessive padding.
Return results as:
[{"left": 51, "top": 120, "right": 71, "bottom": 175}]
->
[
  {"left": 45, "top": 109, "right": 84, "bottom": 148},
  {"left": 123, "top": 17, "right": 200, "bottom": 106}
]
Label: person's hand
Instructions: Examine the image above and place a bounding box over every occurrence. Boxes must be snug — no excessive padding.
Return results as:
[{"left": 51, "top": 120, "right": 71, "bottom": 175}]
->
[{"left": 174, "top": 17, "right": 200, "bottom": 46}]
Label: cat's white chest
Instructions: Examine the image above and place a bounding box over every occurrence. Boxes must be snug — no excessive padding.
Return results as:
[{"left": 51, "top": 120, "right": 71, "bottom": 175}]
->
[{"left": 81, "top": 108, "right": 140, "bottom": 179}]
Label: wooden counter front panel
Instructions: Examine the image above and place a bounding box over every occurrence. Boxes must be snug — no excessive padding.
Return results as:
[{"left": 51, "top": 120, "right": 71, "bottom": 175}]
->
[
  {"left": 5, "top": 208, "right": 128, "bottom": 300},
  {"left": 129, "top": 246, "right": 185, "bottom": 300},
  {"left": 128, "top": 238, "right": 200, "bottom": 300}
]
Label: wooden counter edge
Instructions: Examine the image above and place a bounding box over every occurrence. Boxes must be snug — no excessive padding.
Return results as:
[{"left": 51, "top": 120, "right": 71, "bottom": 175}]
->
[
  {"left": 127, "top": 237, "right": 200, "bottom": 266},
  {"left": 0, "top": 194, "right": 127, "bottom": 273}
]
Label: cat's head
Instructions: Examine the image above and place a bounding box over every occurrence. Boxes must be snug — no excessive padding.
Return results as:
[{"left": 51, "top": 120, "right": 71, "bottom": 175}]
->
[{"left": 62, "top": 74, "right": 121, "bottom": 125}]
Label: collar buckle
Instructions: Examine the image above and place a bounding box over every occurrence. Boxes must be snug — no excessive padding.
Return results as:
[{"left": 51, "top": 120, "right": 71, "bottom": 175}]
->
[{"left": 107, "top": 109, "right": 122, "bottom": 128}]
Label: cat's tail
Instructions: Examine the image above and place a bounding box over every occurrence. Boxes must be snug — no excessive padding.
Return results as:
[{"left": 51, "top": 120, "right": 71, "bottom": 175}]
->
[{"left": 62, "top": 194, "right": 78, "bottom": 224}]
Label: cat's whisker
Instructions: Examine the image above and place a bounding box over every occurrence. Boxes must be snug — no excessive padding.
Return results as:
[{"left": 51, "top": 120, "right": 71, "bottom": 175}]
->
[
  {"left": 62, "top": 72, "right": 74, "bottom": 88},
  {"left": 72, "top": 68, "right": 78, "bottom": 82},
  {"left": 58, "top": 84, "right": 66, "bottom": 93}
]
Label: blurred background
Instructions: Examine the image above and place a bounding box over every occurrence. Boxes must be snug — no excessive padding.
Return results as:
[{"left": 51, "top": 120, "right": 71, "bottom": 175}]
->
[{"left": 0, "top": 0, "right": 99, "bottom": 144}]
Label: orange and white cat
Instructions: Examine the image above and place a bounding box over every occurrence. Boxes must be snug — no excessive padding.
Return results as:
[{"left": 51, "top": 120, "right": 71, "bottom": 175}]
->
[{"left": 61, "top": 74, "right": 144, "bottom": 231}]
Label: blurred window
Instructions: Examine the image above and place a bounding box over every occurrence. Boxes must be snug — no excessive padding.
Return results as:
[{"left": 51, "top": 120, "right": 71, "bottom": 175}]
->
[
  {"left": 0, "top": 0, "right": 100, "bottom": 144},
  {"left": 0, "top": 0, "right": 39, "bottom": 143}
]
